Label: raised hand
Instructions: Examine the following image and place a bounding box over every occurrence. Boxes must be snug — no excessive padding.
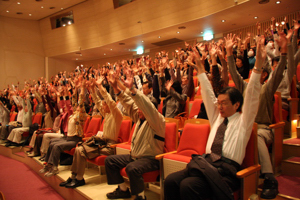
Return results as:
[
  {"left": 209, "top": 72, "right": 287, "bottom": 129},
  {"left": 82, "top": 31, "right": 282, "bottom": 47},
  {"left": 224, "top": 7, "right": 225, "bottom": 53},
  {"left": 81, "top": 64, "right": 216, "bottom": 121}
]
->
[
  {"left": 224, "top": 33, "right": 236, "bottom": 55},
  {"left": 122, "top": 69, "right": 134, "bottom": 89},
  {"left": 275, "top": 31, "right": 288, "bottom": 53}
]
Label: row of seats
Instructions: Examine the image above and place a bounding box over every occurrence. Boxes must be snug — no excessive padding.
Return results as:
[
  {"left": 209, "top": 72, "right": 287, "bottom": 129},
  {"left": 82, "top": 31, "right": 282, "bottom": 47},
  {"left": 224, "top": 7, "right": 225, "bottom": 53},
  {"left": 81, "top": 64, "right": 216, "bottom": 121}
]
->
[{"left": 63, "top": 114, "right": 260, "bottom": 200}]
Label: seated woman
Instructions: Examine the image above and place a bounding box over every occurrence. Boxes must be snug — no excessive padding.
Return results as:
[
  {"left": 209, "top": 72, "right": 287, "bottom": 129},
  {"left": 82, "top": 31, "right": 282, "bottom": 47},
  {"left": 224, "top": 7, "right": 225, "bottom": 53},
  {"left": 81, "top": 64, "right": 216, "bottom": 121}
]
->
[{"left": 39, "top": 80, "right": 88, "bottom": 177}]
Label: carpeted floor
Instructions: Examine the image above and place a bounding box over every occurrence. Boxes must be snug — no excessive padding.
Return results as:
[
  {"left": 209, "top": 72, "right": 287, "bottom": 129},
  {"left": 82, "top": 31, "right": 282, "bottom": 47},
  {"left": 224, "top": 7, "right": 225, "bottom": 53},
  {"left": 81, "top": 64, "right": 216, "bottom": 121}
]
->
[
  {"left": 276, "top": 175, "right": 300, "bottom": 199},
  {"left": 0, "top": 154, "right": 64, "bottom": 200}
]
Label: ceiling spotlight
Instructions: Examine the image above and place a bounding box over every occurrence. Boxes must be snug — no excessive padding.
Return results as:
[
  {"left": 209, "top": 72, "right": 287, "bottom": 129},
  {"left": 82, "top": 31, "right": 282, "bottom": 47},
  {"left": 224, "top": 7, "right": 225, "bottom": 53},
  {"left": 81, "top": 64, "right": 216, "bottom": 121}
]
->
[
  {"left": 62, "top": 24, "right": 66, "bottom": 27},
  {"left": 128, "top": 49, "right": 131, "bottom": 51},
  {"left": 17, "top": 2, "right": 20, "bottom": 4},
  {"left": 142, "top": 40, "right": 144, "bottom": 43},
  {"left": 29, "top": 14, "right": 32, "bottom": 16},
  {"left": 68, "top": 21, "right": 72, "bottom": 25},
  {"left": 254, "top": 16, "right": 258, "bottom": 19},
  {"left": 76, "top": 58, "right": 78, "bottom": 60},
  {"left": 61, "top": 8, "right": 63, "bottom": 10},
  {"left": 110, "top": 49, "right": 113, "bottom": 51},
  {"left": 104, "top": 53, "right": 106, "bottom": 55},
  {"left": 177, "top": 31, "right": 180, "bottom": 34},
  {"left": 201, "top": 31, "right": 203, "bottom": 34},
  {"left": 41, "top": 6, "right": 44, "bottom": 8},
  {"left": 221, "top": 20, "right": 226, "bottom": 22},
  {"left": 158, "top": 36, "right": 161, "bottom": 38},
  {"left": 6, "top": 10, "right": 9, "bottom": 13},
  {"left": 276, "top": 1, "right": 281, "bottom": 4},
  {"left": 80, "top": 54, "right": 82, "bottom": 56}
]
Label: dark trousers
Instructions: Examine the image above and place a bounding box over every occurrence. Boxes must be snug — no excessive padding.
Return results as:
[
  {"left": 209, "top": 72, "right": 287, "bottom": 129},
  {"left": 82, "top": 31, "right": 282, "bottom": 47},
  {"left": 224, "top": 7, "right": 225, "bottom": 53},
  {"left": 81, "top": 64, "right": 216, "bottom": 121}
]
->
[
  {"left": 33, "top": 133, "right": 44, "bottom": 155},
  {"left": 45, "top": 136, "right": 81, "bottom": 166},
  {"left": 164, "top": 155, "right": 240, "bottom": 200},
  {"left": 105, "top": 154, "right": 159, "bottom": 195}
]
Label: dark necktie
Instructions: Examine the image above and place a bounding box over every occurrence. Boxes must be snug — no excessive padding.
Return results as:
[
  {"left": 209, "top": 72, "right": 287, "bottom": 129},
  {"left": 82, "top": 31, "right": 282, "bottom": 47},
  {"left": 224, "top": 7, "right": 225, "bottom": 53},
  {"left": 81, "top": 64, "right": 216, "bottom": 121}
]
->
[{"left": 210, "top": 118, "right": 228, "bottom": 162}]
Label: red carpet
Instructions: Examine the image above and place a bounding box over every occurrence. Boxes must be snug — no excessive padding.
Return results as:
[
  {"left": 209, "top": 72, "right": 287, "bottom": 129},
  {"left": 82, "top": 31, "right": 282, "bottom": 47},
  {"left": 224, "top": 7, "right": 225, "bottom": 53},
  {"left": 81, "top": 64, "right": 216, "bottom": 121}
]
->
[
  {"left": 0, "top": 154, "right": 64, "bottom": 200},
  {"left": 276, "top": 175, "right": 300, "bottom": 199},
  {"left": 283, "top": 138, "right": 300, "bottom": 145}
]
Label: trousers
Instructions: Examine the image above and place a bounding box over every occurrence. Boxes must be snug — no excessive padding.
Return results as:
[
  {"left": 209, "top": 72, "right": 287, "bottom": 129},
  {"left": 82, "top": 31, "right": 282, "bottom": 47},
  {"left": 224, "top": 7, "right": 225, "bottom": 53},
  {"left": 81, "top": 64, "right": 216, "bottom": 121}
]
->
[{"left": 105, "top": 154, "right": 159, "bottom": 195}]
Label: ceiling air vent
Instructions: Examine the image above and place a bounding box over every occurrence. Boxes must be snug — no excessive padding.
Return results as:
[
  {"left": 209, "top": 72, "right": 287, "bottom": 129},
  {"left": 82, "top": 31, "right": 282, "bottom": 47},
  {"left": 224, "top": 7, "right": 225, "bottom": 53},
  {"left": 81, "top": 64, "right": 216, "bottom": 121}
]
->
[
  {"left": 152, "top": 38, "right": 183, "bottom": 46},
  {"left": 258, "top": 0, "right": 269, "bottom": 4}
]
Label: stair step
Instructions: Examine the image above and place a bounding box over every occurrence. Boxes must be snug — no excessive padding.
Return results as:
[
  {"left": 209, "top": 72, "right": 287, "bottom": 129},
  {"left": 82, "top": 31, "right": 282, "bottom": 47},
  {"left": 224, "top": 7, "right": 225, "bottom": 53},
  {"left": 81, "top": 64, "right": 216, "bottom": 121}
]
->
[
  {"left": 282, "top": 157, "right": 300, "bottom": 177},
  {"left": 283, "top": 138, "right": 300, "bottom": 160}
]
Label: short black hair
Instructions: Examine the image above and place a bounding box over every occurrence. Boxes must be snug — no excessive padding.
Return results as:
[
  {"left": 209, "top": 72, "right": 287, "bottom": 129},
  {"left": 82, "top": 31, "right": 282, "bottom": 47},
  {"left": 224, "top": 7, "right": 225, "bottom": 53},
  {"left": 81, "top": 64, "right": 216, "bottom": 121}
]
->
[
  {"left": 218, "top": 87, "right": 243, "bottom": 112},
  {"left": 142, "top": 81, "right": 152, "bottom": 89},
  {"left": 172, "top": 80, "right": 182, "bottom": 95}
]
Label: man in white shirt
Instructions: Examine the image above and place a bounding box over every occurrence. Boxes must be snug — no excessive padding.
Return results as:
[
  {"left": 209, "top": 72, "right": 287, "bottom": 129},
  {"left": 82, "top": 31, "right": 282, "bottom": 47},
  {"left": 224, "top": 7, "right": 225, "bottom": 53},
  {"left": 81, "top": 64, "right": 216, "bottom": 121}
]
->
[{"left": 164, "top": 34, "right": 263, "bottom": 200}]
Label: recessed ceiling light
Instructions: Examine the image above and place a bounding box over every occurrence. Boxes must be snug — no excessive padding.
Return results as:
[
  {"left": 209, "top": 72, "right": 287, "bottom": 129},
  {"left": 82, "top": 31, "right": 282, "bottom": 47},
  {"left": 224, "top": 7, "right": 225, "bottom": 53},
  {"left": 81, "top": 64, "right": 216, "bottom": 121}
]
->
[
  {"left": 6, "top": 10, "right": 9, "bottom": 13},
  {"left": 110, "top": 49, "right": 113, "bottom": 51},
  {"left": 200, "top": 31, "right": 203, "bottom": 34},
  {"left": 221, "top": 20, "right": 226, "bottom": 22},
  {"left": 61, "top": 8, "right": 63, "bottom": 10},
  {"left": 68, "top": 21, "right": 72, "bottom": 25},
  {"left": 104, "top": 53, "right": 106, "bottom": 55},
  {"left": 276, "top": 1, "right": 281, "bottom": 4},
  {"left": 76, "top": 58, "right": 78, "bottom": 60},
  {"left": 128, "top": 49, "right": 131, "bottom": 51},
  {"left": 62, "top": 24, "right": 66, "bottom": 27},
  {"left": 142, "top": 40, "right": 144, "bottom": 43},
  {"left": 254, "top": 16, "right": 258, "bottom": 19},
  {"left": 41, "top": 6, "right": 44, "bottom": 8},
  {"left": 80, "top": 54, "right": 82, "bottom": 56},
  {"left": 17, "top": 2, "right": 20, "bottom": 4},
  {"left": 158, "top": 36, "right": 161, "bottom": 38},
  {"left": 29, "top": 14, "right": 32, "bottom": 16},
  {"left": 177, "top": 31, "right": 180, "bottom": 34}
]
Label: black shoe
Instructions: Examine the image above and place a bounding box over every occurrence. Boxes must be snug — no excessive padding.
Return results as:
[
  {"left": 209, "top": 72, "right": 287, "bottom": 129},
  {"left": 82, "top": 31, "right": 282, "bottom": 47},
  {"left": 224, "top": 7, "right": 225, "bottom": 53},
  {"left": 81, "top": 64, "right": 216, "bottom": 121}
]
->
[
  {"left": 39, "top": 155, "right": 46, "bottom": 161},
  {"left": 135, "top": 195, "right": 147, "bottom": 200},
  {"left": 260, "top": 178, "right": 279, "bottom": 199},
  {"left": 65, "top": 179, "right": 85, "bottom": 188},
  {"left": 59, "top": 177, "right": 73, "bottom": 187},
  {"left": 106, "top": 186, "right": 131, "bottom": 199}
]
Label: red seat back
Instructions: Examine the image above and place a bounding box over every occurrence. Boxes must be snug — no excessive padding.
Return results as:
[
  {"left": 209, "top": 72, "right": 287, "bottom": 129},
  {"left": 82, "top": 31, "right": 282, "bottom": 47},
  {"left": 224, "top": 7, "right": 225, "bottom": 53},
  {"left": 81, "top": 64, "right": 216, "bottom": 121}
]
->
[
  {"left": 32, "top": 113, "right": 42, "bottom": 125},
  {"left": 177, "top": 123, "right": 210, "bottom": 156},
  {"left": 85, "top": 117, "right": 101, "bottom": 138},
  {"left": 10, "top": 112, "right": 17, "bottom": 122},
  {"left": 100, "top": 119, "right": 105, "bottom": 131},
  {"left": 127, "top": 124, "right": 136, "bottom": 144},
  {"left": 117, "top": 119, "right": 132, "bottom": 143},
  {"left": 188, "top": 99, "right": 203, "bottom": 119},
  {"left": 83, "top": 116, "right": 91, "bottom": 134},
  {"left": 241, "top": 124, "right": 258, "bottom": 169},
  {"left": 164, "top": 122, "right": 178, "bottom": 153}
]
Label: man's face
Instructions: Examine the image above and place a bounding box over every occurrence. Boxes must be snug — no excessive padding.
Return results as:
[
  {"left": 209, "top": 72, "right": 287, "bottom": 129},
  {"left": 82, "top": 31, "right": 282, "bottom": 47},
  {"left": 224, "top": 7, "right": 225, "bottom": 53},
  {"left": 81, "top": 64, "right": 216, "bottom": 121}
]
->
[
  {"left": 181, "top": 76, "right": 188, "bottom": 85},
  {"left": 137, "top": 108, "right": 145, "bottom": 120},
  {"left": 142, "top": 84, "right": 151, "bottom": 95},
  {"left": 217, "top": 94, "right": 239, "bottom": 118}
]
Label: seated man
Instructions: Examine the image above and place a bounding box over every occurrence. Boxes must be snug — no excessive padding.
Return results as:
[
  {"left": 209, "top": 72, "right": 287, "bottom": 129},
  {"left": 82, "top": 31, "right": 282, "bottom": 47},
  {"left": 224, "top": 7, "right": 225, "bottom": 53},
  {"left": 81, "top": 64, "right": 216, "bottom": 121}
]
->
[
  {"left": 105, "top": 70, "right": 165, "bottom": 200},
  {"left": 164, "top": 34, "right": 263, "bottom": 200},
  {"left": 39, "top": 82, "right": 88, "bottom": 177},
  {"left": 59, "top": 76, "right": 123, "bottom": 188}
]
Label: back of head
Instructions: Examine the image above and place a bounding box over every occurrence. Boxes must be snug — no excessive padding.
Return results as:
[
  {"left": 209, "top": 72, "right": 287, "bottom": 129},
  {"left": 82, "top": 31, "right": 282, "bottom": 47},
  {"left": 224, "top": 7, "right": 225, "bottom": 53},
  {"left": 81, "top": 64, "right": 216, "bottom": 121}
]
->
[{"left": 172, "top": 80, "right": 182, "bottom": 94}]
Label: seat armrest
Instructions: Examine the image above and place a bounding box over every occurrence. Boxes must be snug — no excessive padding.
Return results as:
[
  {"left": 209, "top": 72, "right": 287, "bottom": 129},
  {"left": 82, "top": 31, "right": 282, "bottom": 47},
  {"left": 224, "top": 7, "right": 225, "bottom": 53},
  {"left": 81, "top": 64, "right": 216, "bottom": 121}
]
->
[
  {"left": 110, "top": 142, "right": 128, "bottom": 148},
  {"left": 82, "top": 137, "right": 90, "bottom": 142},
  {"left": 236, "top": 164, "right": 261, "bottom": 178},
  {"left": 269, "top": 121, "right": 285, "bottom": 129},
  {"left": 155, "top": 150, "right": 177, "bottom": 160},
  {"left": 288, "top": 97, "right": 299, "bottom": 102}
]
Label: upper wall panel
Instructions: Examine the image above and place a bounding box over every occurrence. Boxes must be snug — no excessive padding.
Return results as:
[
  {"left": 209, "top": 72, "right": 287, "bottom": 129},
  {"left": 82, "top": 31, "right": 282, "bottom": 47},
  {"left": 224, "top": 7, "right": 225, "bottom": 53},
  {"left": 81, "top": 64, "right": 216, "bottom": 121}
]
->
[{"left": 39, "top": 0, "right": 246, "bottom": 57}]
